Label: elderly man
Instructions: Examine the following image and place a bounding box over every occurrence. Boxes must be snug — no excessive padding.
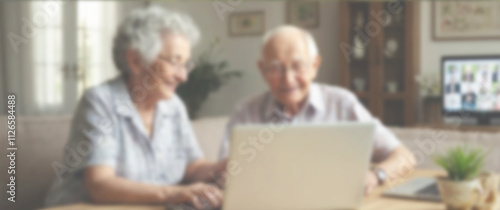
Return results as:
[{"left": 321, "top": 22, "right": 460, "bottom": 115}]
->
[{"left": 218, "top": 25, "right": 416, "bottom": 195}]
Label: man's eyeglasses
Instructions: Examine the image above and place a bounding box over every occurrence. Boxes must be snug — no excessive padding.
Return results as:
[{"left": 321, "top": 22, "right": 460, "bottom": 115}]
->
[
  {"left": 159, "top": 56, "right": 196, "bottom": 73},
  {"left": 263, "top": 60, "right": 311, "bottom": 78}
]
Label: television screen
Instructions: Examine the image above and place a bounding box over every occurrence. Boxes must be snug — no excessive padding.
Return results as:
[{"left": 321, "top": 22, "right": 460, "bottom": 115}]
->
[{"left": 442, "top": 56, "right": 500, "bottom": 113}]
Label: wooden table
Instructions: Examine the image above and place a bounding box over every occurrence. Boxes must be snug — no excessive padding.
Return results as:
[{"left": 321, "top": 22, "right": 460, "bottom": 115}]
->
[
  {"left": 42, "top": 170, "right": 447, "bottom": 210},
  {"left": 414, "top": 123, "right": 500, "bottom": 133}
]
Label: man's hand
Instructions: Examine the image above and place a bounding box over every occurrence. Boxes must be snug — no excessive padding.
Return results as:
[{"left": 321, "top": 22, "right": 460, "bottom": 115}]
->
[
  {"left": 178, "top": 183, "right": 223, "bottom": 209},
  {"left": 364, "top": 171, "right": 379, "bottom": 196}
]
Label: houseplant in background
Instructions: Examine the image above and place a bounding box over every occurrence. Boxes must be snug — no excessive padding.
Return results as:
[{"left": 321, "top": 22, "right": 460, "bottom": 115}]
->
[
  {"left": 415, "top": 72, "right": 442, "bottom": 124},
  {"left": 433, "top": 145, "right": 499, "bottom": 210},
  {"left": 415, "top": 72, "right": 441, "bottom": 97},
  {"left": 176, "top": 38, "right": 242, "bottom": 119}
]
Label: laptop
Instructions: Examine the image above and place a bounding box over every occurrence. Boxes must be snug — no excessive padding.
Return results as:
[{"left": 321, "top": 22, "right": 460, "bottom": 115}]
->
[
  {"left": 222, "top": 122, "right": 375, "bottom": 210},
  {"left": 382, "top": 177, "right": 441, "bottom": 202}
]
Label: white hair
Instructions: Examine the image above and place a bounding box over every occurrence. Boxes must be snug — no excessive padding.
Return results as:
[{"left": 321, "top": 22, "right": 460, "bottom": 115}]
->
[
  {"left": 261, "top": 25, "right": 318, "bottom": 59},
  {"left": 113, "top": 6, "right": 200, "bottom": 75}
]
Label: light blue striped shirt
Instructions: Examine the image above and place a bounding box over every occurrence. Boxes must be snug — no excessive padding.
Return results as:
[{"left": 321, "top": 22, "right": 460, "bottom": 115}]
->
[
  {"left": 218, "top": 83, "right": 401, "bottom": 161},
  {"left": 44, "top": 76, "right": 203, "bottom": 207}
]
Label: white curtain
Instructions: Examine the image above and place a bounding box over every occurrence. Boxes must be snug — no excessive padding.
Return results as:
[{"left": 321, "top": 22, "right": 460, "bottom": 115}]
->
[{"left": 1, "top": 1, "right": 37, "bottom": 116}]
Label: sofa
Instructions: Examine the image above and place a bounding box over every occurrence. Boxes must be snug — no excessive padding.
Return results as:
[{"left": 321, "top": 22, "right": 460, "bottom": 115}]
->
[{"left": 0, "top": 116, "right": 499, "bottom": 210}]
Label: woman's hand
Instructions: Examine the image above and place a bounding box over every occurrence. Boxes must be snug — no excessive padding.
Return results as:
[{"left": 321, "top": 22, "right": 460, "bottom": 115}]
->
[
  {"left": 184, "top": 158, "right": 228, "bottom": 184},
  {"left": 210, "top": 158, "right": 228, "bottom": 189},
  {"left": 215, "top": 158, "right": 228, "bottom": 172},
  {"left": 177, "top": 183, "right": 223, "bottom": 209}
]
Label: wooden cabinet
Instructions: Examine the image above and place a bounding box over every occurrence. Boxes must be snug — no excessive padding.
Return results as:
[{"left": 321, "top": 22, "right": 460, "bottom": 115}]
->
[{"left": 338, "top": 1, "right": 420, "bottom": 126}]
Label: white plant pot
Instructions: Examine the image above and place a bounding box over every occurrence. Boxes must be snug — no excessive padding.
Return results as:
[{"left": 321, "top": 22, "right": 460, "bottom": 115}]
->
[
  {"left": 476, "top": 173, "right": 500, "bottom": 210},
  {"left": 436, "top": 177, "right": 483, "bottom": 210}
]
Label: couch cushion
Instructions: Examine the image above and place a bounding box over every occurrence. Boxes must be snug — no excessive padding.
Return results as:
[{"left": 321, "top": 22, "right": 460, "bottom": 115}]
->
[
  {"left": 190, "top": 116, "right": 229, "bottom": 161},
  {"left": 0, "top": 116, "right": 72, "bottom": 210},
  {"left": 390, "top": 127, "right": 500, "bottom": 172}
]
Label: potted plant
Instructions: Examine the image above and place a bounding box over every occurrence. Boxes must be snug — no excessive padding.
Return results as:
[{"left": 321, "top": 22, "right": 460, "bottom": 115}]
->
[
  {"left": 433, "top": 145, "right": 491, "bottom": 210},
  {"left": 415, "top": 72, "right": 441, "bottom": 97},
  {"left": 176, "top": 38, "right": 242, "bottom": 119}
]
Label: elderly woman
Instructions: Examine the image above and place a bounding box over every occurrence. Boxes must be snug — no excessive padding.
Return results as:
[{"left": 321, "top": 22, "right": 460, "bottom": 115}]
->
[{"left": 44, "top": 6, "right": 225, "bottom": 209}]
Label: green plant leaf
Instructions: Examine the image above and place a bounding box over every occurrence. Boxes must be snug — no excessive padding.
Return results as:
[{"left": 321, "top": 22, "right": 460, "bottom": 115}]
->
[
  {"left": 433, "top": 145, "right": 488, "bottom": 181},
  {"left": 176, "top": 38, "right": 243, "bottom": 118}
]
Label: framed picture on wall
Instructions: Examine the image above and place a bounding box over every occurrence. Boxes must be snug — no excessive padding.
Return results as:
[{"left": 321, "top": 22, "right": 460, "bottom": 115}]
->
[
  {"left": 287, "top": 0, "right": 319, "bottom": 28},
  {"left": 228, "top": 11, "right": 265, "bottom": 37},
  {"left": 432, "top": 1, "right": 500, "bottom": 40}
]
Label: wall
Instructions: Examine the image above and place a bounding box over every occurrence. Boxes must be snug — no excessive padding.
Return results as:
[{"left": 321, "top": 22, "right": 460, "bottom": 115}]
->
[
  {"left": 119, "top": 1, "right": 340, "bottom": 118},
  {"left": 419, "top": 1, "right": 500, "bottom": 75},
  {"left": 0, "top": 2, "right": 4, "bottom": 114}
]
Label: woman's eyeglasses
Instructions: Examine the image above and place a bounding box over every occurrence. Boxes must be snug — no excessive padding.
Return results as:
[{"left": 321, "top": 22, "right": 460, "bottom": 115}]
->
[{"left": 159, "top": 56, "right": 196, "bottom": 73}]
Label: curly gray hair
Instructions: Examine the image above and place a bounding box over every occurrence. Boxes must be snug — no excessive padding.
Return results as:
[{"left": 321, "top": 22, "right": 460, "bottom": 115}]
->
[{"left": 113, "top": 6, "right": 200, "bottom": 75}]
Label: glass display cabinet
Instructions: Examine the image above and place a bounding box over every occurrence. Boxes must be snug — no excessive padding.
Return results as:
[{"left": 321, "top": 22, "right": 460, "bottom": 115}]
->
[{"left": 339, "top": 1, "right": 420, "bottom": 126}]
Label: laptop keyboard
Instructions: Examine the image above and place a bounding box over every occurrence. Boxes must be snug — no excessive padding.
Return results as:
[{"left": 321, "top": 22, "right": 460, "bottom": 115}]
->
[{"left": 416, "top": 183, "right": 440, "bottom": 196}]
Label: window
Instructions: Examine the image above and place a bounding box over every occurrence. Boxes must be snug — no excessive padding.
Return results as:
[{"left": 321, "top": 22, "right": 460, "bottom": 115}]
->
[
  {"left": 77, "top": 1, "right": 118, "bottom": 98},
  {"left": 32, "top": 1, "right": 63, "bottom": 110},
  {"left": 31, "top": 1, "right": 117, "bottom": 114}
]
